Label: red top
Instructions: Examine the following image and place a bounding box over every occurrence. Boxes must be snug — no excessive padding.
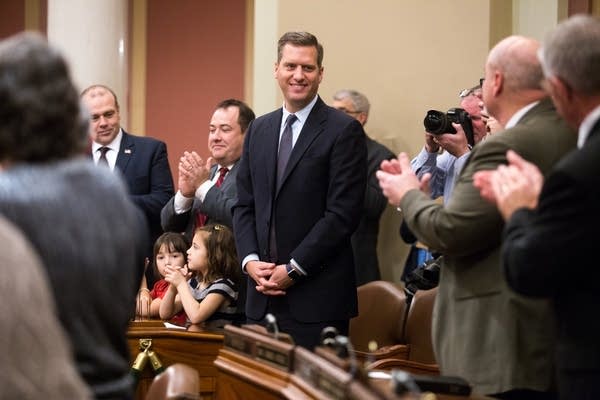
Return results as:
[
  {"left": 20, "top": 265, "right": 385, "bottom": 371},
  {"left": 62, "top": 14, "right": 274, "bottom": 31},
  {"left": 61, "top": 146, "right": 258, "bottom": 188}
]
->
[{"left": 150, "top": 279, "right": 187, "bottom": 326}]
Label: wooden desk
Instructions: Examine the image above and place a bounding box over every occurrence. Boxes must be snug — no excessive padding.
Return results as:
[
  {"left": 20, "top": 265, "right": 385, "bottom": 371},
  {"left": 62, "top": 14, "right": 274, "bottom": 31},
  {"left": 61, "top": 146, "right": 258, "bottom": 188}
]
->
[
  {"left": 214, "top": 324, "right": 295, "bottom": 399},
  {"left": 127, "top": 320, "right": 224, "bottom": 400}
]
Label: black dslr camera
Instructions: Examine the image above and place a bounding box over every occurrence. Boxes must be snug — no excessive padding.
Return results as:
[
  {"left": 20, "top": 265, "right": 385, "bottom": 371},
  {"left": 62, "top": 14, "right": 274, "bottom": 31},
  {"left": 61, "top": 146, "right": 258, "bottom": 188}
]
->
[
  {"left": 404, "top": 255, "right": 442, "bottom": 297},
  {"left": 423, "top": 108, "right": 475, "bottom": 147}
]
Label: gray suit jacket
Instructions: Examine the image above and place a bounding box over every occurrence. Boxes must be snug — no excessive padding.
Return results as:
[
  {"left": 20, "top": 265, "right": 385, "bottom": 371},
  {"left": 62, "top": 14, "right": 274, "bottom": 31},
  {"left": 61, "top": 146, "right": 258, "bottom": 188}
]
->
[
  {"left": 161, "top": 161, "right": 239, "bottom": 239},
  {"left": 0, "top": 160, "right": 146, "bottom": 399},
  {"left": 400, "top": 98, "right": 576, "bottom": 394}
]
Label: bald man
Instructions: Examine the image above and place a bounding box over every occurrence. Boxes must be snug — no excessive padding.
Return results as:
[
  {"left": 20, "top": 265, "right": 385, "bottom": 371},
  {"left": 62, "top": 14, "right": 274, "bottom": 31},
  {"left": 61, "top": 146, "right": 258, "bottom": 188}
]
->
[{"left": 378, "top": 36, "right": 576, "bottom": 398}]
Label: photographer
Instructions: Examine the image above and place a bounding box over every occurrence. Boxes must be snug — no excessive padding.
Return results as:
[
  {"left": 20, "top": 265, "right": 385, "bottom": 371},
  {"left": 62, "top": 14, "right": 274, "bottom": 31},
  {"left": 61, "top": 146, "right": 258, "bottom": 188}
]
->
[
  {"left": 401, "top": 86, "right": 487, "bottom": 282},
  {"left": 412, "top": 86, "right": 487, "bottom": 201}
]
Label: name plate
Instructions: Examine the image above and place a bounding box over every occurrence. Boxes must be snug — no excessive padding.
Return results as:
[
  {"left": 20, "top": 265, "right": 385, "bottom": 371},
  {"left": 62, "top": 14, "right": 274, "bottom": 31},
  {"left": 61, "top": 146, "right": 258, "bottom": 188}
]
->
[
  {"left": 223, "top": 325, "right": 294, "bottom": 371},
  {"left": 294, "top": 346, "right": 352, "bottom": 399},
  {"left": 256, "top": 343, "right": 290, "bottom": 369}
]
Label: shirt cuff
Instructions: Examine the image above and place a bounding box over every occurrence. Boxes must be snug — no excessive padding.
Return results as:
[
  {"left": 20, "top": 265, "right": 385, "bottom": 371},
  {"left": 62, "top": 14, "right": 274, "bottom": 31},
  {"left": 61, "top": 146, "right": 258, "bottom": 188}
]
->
[
  {"left": 241, "top": 253, "right": 259, "bottom": 273},
  {"left": 195, "top": 179, "right": 214, "bottom": 202},
  {"left": 290, "top": 258, "right": 307, "bottom": 276},
  {"left": 173, "top": 191, "right": 194, "bottom": 214}
]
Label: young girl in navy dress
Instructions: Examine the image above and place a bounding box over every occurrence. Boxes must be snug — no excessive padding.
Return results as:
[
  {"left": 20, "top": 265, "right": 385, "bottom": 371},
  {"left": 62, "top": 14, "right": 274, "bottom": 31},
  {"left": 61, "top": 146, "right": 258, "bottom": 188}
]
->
[{"left": 159, "top": 223, "right": 242, "bottom": 327}]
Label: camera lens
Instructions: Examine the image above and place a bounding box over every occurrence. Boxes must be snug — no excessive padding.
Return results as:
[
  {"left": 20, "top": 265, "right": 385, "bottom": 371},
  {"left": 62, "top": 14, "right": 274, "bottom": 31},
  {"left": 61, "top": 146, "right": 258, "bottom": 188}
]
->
[{"left": 424, "top": 110, "right": 456, "bottom": 135}]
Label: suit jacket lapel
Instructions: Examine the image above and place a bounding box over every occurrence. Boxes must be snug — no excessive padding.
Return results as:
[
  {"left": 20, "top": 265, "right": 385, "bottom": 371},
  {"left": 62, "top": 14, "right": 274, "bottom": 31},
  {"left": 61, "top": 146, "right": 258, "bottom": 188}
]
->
[
  {"left": 116, "top": 131, "right": 134, "bottom": 173},
  {"left": 276, "top": 98, "right": 327, "bottom": 194},
  {"left": 220, "top": 162, "right": 237, "bottom": 191},
  {"left": 209, "top": 164, "right": 218, "bottom": 180}
]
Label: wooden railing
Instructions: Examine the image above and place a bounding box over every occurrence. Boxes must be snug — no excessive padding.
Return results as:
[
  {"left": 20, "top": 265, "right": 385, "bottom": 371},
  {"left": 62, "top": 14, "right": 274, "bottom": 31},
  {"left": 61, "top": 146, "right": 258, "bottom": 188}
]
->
[{"left": 127, "top": 320, "right": 224, "bottom": 400}]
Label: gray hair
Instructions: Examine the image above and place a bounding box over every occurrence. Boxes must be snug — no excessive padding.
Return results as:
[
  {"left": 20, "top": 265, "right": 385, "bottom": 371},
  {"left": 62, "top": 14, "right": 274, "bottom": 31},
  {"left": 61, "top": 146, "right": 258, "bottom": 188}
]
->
[
  {"left": 539, "top": 14, "right": 600, "bottom": 96},
  {"left": 333, "top": 89, "right": 371, "bottom": 115},
  {"left": 488, "top": 35, "right": 543, "bottom": 92}
]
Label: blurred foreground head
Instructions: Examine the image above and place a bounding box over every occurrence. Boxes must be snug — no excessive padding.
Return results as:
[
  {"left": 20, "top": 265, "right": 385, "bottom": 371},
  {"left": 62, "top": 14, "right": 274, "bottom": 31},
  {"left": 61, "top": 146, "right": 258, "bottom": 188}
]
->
[{"left": 0, "top": 32, "right": 87, "bottom": 166}]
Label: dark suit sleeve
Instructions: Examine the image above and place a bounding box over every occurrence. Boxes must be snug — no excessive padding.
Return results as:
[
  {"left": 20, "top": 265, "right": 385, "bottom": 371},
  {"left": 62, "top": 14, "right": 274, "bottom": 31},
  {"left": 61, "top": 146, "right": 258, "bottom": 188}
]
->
[
  {"left": 130, "top": 141, "right": 174, "bottom": 218},
  {"left": 233, "top": 122, "right": 260, "bottom": 260},
  {"left": 291, "top": 120, "right": 367, "bottom": 274},
  {"left": 160, "top": 197, "right": 191, "bottom": 233},
  {"left": 503, "top": 170, "right": 585, "bottom": 297},
  {"left": 364, "top": 144, "right": 395, "bottom": 219}
]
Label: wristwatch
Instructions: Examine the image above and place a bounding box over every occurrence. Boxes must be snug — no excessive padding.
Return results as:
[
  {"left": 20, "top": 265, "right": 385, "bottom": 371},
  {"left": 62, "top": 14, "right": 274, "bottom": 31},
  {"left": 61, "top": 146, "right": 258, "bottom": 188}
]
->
[{"left": 285, "top": 263, "right": 302, "bottom": 282}]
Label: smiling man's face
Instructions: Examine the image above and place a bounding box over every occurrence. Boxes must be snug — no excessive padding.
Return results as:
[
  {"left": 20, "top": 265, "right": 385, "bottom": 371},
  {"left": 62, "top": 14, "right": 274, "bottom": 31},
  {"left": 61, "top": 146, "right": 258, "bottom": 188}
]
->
[
  {"left": 275, "top": 43, "right": 323, "bottom": 113},
  {"left": 208, "top": 105, "right": 244, "bottom": 166}
]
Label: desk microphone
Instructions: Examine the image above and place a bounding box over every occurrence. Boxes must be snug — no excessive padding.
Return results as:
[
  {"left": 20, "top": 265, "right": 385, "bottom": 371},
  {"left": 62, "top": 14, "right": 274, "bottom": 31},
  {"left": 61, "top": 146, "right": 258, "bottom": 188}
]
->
[
  {"left": 334, "top": 335, "right": 358, "bottom": 378},
  {"left": 320, "top": 326, "right": 339, "bottom": 347},
  {"left": 265, "top": 313, "right": 280, "bottom": 339}
]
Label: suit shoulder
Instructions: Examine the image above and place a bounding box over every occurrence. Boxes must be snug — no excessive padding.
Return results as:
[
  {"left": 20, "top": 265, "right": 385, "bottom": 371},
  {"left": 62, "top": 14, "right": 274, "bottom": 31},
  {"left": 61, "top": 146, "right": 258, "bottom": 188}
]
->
[
  {"left": 558, "top": 131, "right": 600, "bottom": 178},
  {"left": 366, "top": 136, "right": 395, "bottom": 159},
  {"left": 124, "top": 131, "right": 166, "bottom": 148},
  {"left": 253, "top": 109, "right": 282, "bottom": 125}
]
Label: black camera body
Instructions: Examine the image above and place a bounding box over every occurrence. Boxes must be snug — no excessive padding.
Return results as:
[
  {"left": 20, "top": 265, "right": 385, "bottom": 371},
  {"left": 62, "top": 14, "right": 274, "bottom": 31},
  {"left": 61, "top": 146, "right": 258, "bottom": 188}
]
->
[
  {"left": 404, "top": 255, "right": 442, "bottom": 296},
  {"left": 423, "top": 107, "right": 475, "bottom": 147}
]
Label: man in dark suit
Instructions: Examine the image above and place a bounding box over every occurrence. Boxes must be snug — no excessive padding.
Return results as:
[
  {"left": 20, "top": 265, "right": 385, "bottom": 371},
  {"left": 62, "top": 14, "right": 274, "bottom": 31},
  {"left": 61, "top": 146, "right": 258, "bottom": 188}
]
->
[
  {"left": 378, "top": 35, "right": 576, "bottom": 398},
  {"left": 233, "top": 31, "right": 367, "bottom": 349},
  {"left": 81, "top": 84, "right": 174, "bottom": 282},
  {"left": 161, "top": 99, "right": 255, "bottom": 239},
  {"left": 332, "top": 89, "right": 394, "bottom": 286},
  {"left": 474, "top": 15, "right": 600, "bottom": 400}
]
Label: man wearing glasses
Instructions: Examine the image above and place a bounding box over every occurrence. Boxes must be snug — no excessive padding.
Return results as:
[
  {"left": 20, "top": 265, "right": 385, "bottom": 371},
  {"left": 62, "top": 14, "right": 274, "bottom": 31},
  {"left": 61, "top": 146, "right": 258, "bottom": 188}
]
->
[
  {"left": 332, "top": 89, "right": 395, "bottom": 286},
  {"left": 401, "top": 84, "right": 488, "bottom": 281}
]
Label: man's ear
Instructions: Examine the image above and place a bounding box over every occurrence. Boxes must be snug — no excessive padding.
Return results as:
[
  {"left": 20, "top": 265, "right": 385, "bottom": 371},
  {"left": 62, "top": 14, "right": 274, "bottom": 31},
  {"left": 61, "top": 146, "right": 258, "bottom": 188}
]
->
[
  {"left": 492, "top": 70, "right": 503, "bottom": 97},
  {"left": 357, "top": 113, "right": 368, "bottom": 126},
  {"left": 549, "top": 76, "right": 573, "bottom": 103}
]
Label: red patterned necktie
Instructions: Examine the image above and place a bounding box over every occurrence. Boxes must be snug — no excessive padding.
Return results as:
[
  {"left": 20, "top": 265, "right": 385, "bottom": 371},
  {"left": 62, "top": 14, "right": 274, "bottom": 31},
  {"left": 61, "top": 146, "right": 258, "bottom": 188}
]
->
[{"left": 195, "top": 167, "right": 229, "bottom": 228}]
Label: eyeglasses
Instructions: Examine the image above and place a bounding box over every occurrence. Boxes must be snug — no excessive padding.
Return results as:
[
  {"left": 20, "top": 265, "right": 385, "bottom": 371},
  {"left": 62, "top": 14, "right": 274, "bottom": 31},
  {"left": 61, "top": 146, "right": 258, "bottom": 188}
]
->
[
  {"left": 459, "top": 88, "right": 475, "bottom": 98},
  {"left": 459, "top": 85, "right": 480, "bottom": 98},
  {"left": 480, "top": 78, "right": 485, "bottom": 87}
]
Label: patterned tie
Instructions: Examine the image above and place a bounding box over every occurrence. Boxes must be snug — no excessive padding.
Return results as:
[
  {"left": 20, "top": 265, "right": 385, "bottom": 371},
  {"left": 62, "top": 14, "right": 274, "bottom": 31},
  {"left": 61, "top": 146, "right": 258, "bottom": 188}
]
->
[
  {"left": 195, "top": 167, "right": 229, "bottom": 228},
  {"left": 277, "top": 114, "right": 297, "bottom": 185},
  {"left": 98, "top": 146, "right": 109, "bottom": 167}
]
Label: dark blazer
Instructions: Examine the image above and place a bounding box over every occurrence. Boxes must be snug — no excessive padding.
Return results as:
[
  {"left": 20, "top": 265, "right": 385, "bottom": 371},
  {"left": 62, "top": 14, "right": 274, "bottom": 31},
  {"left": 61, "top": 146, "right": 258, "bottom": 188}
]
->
[
  {"left": 116, "top": 130, "right": 174, "bottom": 253},
  {"left": 351, "top": 136, "right": 395, "bottom": 286},
  {"left": 400, "top": 98, "right": 576, "bottom": 394},
  {"left": 161, "top": 161, "right": 240, "bottom": 240},
  {"left": 503, "top": 119, "right": 600, "bottom": 399},
  {"left": 233, "top": 96, "right": 367, "bottom": 322}
]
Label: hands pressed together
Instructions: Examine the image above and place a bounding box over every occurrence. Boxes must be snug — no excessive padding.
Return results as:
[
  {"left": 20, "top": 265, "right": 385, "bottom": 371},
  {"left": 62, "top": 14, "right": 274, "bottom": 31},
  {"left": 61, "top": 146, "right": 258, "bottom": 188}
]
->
[
  {"left": 245, "top": 260, "right": 294, "bottom": 296},
  {"left": 164, "top": 264, "right": 193, "bottom": 289},
  {"left": 178, "top": 151, "right": 214, "bottom": 197}
]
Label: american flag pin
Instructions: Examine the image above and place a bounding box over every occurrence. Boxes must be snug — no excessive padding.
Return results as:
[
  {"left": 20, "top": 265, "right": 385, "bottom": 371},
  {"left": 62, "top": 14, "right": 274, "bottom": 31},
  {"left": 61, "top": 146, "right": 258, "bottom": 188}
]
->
[{"left": 124, "top": 149, "right": 132, "bottom": 154}]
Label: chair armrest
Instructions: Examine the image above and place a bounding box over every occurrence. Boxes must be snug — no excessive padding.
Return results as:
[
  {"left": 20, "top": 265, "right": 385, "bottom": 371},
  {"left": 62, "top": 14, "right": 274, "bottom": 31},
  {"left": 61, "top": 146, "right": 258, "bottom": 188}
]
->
[
  {"left": 366, "top": 357, "right": 439, "bottom": 376},
  {"left": 353, "top": 344, "right": 410, "bottom": 364}
]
